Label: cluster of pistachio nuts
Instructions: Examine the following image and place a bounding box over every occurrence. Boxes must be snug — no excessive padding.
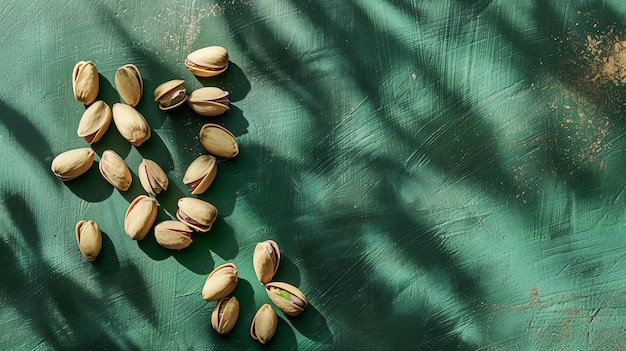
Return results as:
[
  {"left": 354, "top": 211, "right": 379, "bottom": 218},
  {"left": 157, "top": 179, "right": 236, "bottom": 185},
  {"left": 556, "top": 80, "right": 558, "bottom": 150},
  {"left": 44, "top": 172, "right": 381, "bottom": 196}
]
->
[
  {"left": 54, "top": 46, "right": 310, "bottom": 345},
  {"left": 51, "top": 46, "right": 239, "bottom": 259},
  {"left": 201, "top": 240, "right": 308, "bottom": 344}
]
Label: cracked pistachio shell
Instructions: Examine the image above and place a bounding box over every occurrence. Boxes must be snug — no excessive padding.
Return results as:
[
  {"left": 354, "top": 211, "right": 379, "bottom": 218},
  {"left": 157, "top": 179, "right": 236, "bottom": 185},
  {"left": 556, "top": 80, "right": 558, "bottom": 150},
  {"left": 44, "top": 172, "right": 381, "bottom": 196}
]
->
[
  {"left": 154, "top": 220, "right": 192, "bottom": 249},
  {"left": 77, "top": 100, "right": 112, "bottom": 144},
  {"left": 124, "top": 195, "right": 157, "bottom": 240},
  {"left": 115, "top": 64, "right": 143, "bottom": 106},
  {"left": 176, "top": 197, "right": 218, "bottom": 232},
  {"left": 99, "top": 150, "right": 132, "bottom": 191},
  {"left": 72, "top": 61, "right": 99, "bottom": 105},
  {"left": 138, "top": 159, "right": 168, "bottom": 195},
  {"left": 199, "top": 123, "right": 238, "bottom": 158},
  {"left": 202, "top": 263, "right": 238, "bottom": 302},
  {"left": 185, "top": 46, "right": 229, "bottom": 77},
  {"left": 51, "top": 148, "right": 95, "bottom": 181},
  {"left": 187, "top": 87, "right": 230, "bottom": 116},
  {"left": 154, "top": 79, "right": 188, "bottom": 111},
  {"left": 183, "top": 155, "right": 217, "bottom": 195},
  {"left": 250, "top": 304, "right": 277, "bottom": 344},
  {"left": 76, "top": 220, "right": 102, "bottom": 262},
  {"left": 112, "top": 103, "right": 151, "bottom": 146},
  {"left": 253, "top": 240, "right": 280, "bottom": 284},
  {"left": 265, "top": 282, "right": 308, "bottom": 316},
  {"left": 211, "top": 297, "right": 240, "bottom": 335}
]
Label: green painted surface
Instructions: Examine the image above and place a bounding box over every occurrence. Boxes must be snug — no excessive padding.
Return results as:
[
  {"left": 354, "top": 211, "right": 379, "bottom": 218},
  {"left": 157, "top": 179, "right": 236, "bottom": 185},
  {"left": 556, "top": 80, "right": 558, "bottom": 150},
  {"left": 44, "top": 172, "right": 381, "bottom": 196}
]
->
[{"left": 2, "top": 0, "right": 626, "bottom": 349}]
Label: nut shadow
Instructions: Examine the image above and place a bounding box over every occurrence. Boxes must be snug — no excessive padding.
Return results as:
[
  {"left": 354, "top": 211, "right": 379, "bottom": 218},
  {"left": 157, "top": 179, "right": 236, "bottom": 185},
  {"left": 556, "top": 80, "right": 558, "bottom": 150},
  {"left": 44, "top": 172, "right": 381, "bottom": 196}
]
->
[
  {"left": 286, "top": 303, "right": 333, "bottom": 345},
  {"left": 65, "top": 161, "right": 114, "bottom": 202},
  {"left": 196, "top": 61, "right": 251, "bottom": 102}
]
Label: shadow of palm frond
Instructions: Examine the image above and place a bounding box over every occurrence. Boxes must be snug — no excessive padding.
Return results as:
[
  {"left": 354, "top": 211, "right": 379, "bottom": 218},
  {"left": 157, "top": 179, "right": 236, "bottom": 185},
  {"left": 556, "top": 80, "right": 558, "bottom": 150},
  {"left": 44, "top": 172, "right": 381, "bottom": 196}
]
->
[{"left": 0, "top": 191, "right": 158, "bottom": 350}]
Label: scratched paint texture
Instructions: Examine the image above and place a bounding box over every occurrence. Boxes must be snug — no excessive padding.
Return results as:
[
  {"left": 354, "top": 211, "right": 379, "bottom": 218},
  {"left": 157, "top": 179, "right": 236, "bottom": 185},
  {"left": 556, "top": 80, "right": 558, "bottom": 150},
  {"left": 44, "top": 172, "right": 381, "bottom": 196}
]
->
[{"left": 2, "top": 0, "right": 626, "bottom": 349}]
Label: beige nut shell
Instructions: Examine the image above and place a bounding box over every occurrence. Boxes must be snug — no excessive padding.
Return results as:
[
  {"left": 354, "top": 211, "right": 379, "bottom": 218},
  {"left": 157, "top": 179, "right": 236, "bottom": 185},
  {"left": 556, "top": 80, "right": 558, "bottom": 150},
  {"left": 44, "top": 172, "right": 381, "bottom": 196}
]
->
[
  {"left": 138, "top": 159, "right": 169, "bottom": 195},
  {"left": 153, "top": 79, "right": 188, "bottom": 111},
  {"left": 76, "top": 220, "right": 102, "bottom": 262},
  {"left": 253, "top": 240, "right": 280, "bottom": 284},
  {"left": 72, "top": 61, "right": 99, "bottom": 105},
  {"left": 112, "top": 103, "right": 151, "bottom": 146},
  {"left": 77, "top": 100, "right": 112, "bottom": 144},
  {"left": 124, "top": 195, "right": 157, "bottom": 240},
  {"left": 265, "top": 281, "right": 308, "bottom": 316},
  {"left": 51, "top": 148, "right": 95, "bottom": 181},
  {"left": 154, "top": 220, "right": 193, "bottom": 249},
  {"left": 211, "top": 297, "right": 240, "bottom": 335},
  {"left": 176, "top": 197, "right": 218, "bottom": 232},
  {"left": 250, "top": 304, "right": 278, "bottom": 344},
  {"left": 187, "top": 87, "right": 230, "bottom": 116},
  {"left": 199, "top": 123, "right": 239, "bottom": 158},
  {"left": 185, "top": 46, "right": 229, "bottom": 77},
  {"left": 202, "top": 263, "right": 238, "bottom": 302},
  {"left": 182, "top": 155, "right": 217, "bottom": 195},
  {"left": 99, "top": 150, "right": 132, "bottom": 191},
  {"left": 115, "top": 64, "right": 143, "bottom": 106}
]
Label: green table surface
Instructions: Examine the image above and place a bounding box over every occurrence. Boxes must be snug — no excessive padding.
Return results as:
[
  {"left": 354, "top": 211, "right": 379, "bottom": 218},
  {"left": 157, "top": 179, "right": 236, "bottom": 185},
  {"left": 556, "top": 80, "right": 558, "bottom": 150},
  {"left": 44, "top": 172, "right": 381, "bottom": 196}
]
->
[{"left": 3, "top": 0, "right": 626, "bottom": 350}]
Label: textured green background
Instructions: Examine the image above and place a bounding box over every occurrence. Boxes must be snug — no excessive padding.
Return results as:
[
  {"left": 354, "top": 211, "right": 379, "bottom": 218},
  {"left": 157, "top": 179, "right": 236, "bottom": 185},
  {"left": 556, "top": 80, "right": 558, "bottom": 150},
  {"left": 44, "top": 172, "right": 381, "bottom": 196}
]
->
[{"left": 2, "top": 0, "right": 626, "bottom": 350}]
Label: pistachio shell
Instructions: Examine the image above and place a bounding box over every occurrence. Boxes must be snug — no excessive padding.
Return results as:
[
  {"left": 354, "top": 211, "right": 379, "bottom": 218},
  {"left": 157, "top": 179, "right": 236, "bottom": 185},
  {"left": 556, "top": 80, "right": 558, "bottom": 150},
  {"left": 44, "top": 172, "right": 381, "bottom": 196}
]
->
[
  {"left": 72, "top": 61, "right": 99, "bottom": 105},
  {"left": 175, "top": 197, "right": 218, "bottom": 232},
  {"left": 75, "top": 220, "right": 102, "bottom": 261},
  {"left": 99, "top": 150, "right": 132, "bottom": 191},
  {"left": 187, "top": 87, "right": 230, "bottom": 116},
  {"left": 199, "top": 124, "right": 239, "bottom": 158},
  {"left": 250, "top": 304, "right": 278, "bottom": 344},
  {"left": 211, "top": 297, "right": 240, "bottom": 335},
  {"left": 185, "top": 46, "right": 229, "bottom": 77},
  {"left": 154, "top": 79, "right": 188, "bottom": 111},
  {"left": 154, "top": 220, "right": 193, "bottom": 250},
  {"left": 51, "top": 148, "right": 95, "bottom": 181},
  {"left": 124, "top": 195, "right": 157, "bottom": 240},
  {"left": 253, "top": 240, "right": 280, "bottom": 284},
  {"left": 112, "top": 103, "right": 151, "bottom": 146},
  {"left": 265, "top": 282, "right": 308, "bottom": 316},
  {"left": 138, "top": 159, "right": 169, "bottom": 195},
  {"left": 202, "top": 263, "right": 238, "bottom": 301},
  {"left": 115, "top": 64, "right": 143, "bottom": 106},
  {"left": 182, "top": 155, "right": 217, "bottom": 195},
  {"left": 77, "top": 100, "right": 112, "bottom": 144}
]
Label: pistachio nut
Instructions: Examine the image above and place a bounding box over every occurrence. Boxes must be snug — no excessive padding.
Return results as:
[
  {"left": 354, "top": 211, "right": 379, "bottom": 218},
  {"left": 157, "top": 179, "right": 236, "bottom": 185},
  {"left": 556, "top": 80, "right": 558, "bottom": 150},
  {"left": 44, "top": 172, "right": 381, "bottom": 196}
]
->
[
  {"left": 265, "top": 282, "right": 308, "bottom": 316},
  {"left": 187, "top": 87, "right": 230, "bottom": 117},
  {"left": 75, "top": 220, "right": 102, "bottom": 262},
  {"left": 253, "top": 240, "right": 280, "bottom": 284},
  {"left": 182, "top": 155, "right": 217, "bottom": 195},
  {"left": 250, "top": 304, "right": 278, "bottom": 344},
  {"left": 72, "top": 60, "right": 99, "bottom": 105},
  {"left": 99, "top": 150, "right": 132, "bottom": 191},
  {"left": 185, "top": 46, "right": 229, "bottom": 77},
  {"left": 211, "top": 296, "right": 240, "bottom": 335},
  {"left": 77, "top": 100, "right": 112, "bottom": 144},
  {"left": 124, "top": 195, "right": 157, "bottom": 240},
  {"left": 154, "top": 220, "right": 192, "bottom": 249},
  {"left": 112, "top": 103, "right": 151, "bottom": 146},
  {"left": 176, "top": 197, "right": 218, "bottom": 232},
  {"left": 202, "top": 263, "right": 238, "bottom": 302},
  {"left": 154, "top": 79, "right": 188, "bottom": 110},
  {"left": 115, "top": 64, "right": 143, "bottom": 106},
  {"left": 51, "top": 148, "right": 95, "bottom": 181},
  {"left": 138, "top": 159, "right": 169, "bottom": 195},
  {"left": 199, "top": 123, "right": 239, "bottom": 158}
]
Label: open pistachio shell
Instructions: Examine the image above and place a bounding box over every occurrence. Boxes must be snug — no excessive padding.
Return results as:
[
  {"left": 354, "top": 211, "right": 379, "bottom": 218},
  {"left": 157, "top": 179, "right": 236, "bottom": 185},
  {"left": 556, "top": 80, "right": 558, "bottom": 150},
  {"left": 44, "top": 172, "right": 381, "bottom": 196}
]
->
[
  {"left": 154, "top": 79, "right": 188, "bottom": 111},
  {"left": 154, "top": 220, "right": 192, "bottom": 249},
  {"left": 185, "top": 46, "right": 229, "bottom": 77},
  {"left": 265, "top": 282, "right": 308, "bottom": 316},
  {"left": 75, "top": 220, "right": 102, "bottom": 262},
  {"left": 199, "top": 123, "right": 239, "bottom": 158},
  {"left": 211, "top": 296, "right": 240, "bottom": 335},
  {"left": 77, "top": 100, "right": 112, "bottom": 144},
  {"left": 253, "top": 240, "right": 280, "bottom": 284},
  {"left": 187, "top": 87, "right": 230, "bottom": 116},
  {"left": 112, "top": 103, "right": 151, "bottom": 146},
  {"left": 72, "top": 61, "right": 99, "bottom": 105},
  {"left": 250, "top": 304, "right": 278, "bottom": 344},
  {"left": 51, "top": 148, "right": 95, "bottom": 181},
  {"left": 182, "top": 155, "right": 217, "bottom": 195},
  {"left": 99, "top": 150, "right": 132, "bottom": 191},
  {"left": 202, "top": 263, "right": 238, "bottom": 302},
  {"left": 124, "top": 195, "right": 157, "bottom": 240},
  {"left": 138, "top": 159, "right": 169, "bottom": 195},
  {"left": 176, "top": 197, "right": 218, "bottom": 232},
  {"left": 115, "top": 64, "right": 143, "bottom": 106}
]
